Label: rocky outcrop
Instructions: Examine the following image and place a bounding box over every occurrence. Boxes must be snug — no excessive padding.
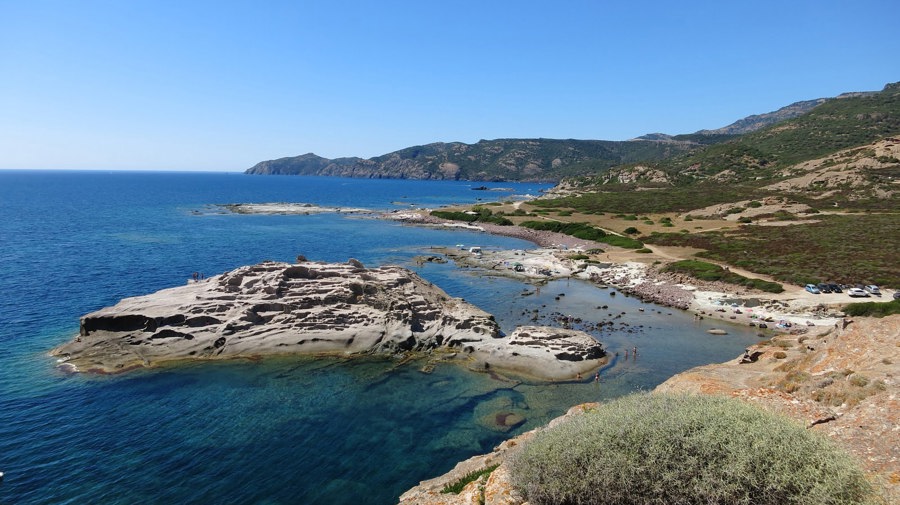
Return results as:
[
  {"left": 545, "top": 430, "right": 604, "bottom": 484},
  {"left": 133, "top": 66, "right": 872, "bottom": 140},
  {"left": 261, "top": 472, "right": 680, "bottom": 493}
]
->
[
  {"left": 52, "top": 260, "right": 606, "bottom": 379},
  {"left": 398, "top": 403, "right": 598, "bottom": 505},
  {"left": 657, "top": 315, "right": 899, "bottom": 502},
  {"left": 467, "top": 326, "right": 607, "bottom": 381},
  {"left": 696, "top": 98, "right": 828, "bottom": 135},
  {"left": 398, "top": 316, "right": 899, "bottom": 504}
]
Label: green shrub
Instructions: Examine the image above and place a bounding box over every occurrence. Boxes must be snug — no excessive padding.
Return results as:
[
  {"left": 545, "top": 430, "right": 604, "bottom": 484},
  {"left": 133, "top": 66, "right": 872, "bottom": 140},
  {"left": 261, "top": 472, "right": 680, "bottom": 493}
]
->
[
  {"left": 431, "top": 210, "right": 478, "bottom": 222},
  {"left": 843, "top": 299, "right": 900, "bottom": 317},
  {"left": 598, "top": 235, "right": 644, "bottom": 249},
  {"left": 441, "top": 464, "right": 499, "bottom": 494},
  {"left": 509, "top": 393, "right": 873, "bottom": 505},
  {"left": 623, "top": 226, "right": 640, "bottom": 235},
  {"left": 431, "top": 208, "right": 513, "bottom": 226},
  {"left": 635, "top": 248, "right": 653, "bottom": 253},
  {"left": 519, "top": 221, "right": 607, "bottom": 241},
  {"left": 663, "top": 260, "right": 784, "bottom": 293},
  {"left": 773, "top": 210, "right": 797, "bottom": 220},
  {"left": 748, "top": 200, "right": 763, "bottom": 208}
]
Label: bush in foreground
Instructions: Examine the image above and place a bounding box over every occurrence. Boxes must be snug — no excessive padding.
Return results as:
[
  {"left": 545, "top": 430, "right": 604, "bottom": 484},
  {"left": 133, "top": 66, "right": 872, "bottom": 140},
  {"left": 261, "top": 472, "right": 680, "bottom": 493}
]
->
[{"left": 509, "top": 393, "right": 873, "bottom": 505}]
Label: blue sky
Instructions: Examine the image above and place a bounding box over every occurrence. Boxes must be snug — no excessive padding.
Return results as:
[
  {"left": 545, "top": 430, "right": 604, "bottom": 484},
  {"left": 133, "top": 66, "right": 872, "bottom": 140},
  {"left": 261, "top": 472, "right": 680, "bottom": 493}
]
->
[{"left": 2, "top": 0, "right": 898, "bottom": 171}]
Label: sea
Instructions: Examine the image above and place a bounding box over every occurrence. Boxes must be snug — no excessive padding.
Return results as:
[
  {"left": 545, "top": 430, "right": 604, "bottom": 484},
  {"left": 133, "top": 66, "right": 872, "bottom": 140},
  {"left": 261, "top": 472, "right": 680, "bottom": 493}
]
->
[{"left": 0, "top": 170, "right": 760, "bottom": 504}]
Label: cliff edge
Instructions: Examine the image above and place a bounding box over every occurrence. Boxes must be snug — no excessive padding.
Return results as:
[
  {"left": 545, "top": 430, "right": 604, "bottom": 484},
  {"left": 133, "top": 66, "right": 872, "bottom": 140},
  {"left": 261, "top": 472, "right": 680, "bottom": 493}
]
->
[{"left": 399, "top": 315, "right": 899, "bottom": 504}]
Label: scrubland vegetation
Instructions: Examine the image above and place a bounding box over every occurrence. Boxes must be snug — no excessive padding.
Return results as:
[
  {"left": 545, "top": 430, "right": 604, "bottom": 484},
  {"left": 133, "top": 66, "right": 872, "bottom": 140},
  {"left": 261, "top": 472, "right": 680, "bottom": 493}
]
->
[{"left": 509, "top": 393, "right": 875, "bottom": 505}]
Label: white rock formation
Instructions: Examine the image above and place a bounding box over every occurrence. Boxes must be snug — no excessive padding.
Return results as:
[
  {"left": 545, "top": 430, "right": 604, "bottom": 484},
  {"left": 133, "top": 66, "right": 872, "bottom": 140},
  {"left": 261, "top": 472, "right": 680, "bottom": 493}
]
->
[{"left": 52, "top": 260, "right": 606, "bottom": 379}]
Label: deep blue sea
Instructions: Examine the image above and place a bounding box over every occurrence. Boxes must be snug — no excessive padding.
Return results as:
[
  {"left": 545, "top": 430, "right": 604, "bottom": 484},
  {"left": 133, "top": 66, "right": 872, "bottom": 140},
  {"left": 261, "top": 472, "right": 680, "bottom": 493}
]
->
[{"left": 0, "top": 171, "right": 759, "bottom": 504}]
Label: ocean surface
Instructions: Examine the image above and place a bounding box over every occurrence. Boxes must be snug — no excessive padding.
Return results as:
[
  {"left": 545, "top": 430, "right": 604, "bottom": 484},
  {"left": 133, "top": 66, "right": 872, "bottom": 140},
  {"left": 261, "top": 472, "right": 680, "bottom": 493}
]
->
[{"left": 0, "top": 171, "right": 760, "bottom": 504}]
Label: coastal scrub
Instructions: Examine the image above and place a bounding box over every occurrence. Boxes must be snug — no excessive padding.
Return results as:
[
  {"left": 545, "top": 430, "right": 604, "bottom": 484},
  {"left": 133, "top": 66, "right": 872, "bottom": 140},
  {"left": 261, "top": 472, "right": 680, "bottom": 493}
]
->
[
  {"left": 508, "top": 392, "right": 874, "bottom": 505},
  {"left": 662, "top": 259, "right": 784, "bottom": 293}
]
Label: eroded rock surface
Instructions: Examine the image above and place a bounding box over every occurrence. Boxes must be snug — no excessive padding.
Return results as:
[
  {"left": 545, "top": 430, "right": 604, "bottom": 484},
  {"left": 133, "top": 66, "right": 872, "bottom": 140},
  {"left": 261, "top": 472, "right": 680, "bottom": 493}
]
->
[
  {"left": 658, "top": 315, "right": 900, "bottom": 502},
  {"left": 399, "top": 316, "right": 899, "bottom": 504},
  {"left": 52, "top": 260, "right": 606, "bottom": 379}
]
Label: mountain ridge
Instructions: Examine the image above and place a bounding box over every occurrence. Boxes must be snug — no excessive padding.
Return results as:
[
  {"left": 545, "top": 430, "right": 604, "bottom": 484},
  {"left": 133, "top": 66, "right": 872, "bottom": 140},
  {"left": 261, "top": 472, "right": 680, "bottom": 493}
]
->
[
  {"left": 246, "top": 138, "right": 700, "bottom": 182},
  {"left": 247, "top": 83, "right": 895, "bottom": 182}
]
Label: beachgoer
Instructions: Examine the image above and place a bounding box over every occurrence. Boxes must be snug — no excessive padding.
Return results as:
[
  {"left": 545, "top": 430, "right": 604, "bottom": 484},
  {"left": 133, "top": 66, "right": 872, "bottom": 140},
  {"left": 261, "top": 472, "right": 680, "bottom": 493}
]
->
[
  {"left": 633, "top": 346, "right": 637, "bottom": 356},
  {"left": 595, "top": 372, "right": 600, "bottom": 382}
]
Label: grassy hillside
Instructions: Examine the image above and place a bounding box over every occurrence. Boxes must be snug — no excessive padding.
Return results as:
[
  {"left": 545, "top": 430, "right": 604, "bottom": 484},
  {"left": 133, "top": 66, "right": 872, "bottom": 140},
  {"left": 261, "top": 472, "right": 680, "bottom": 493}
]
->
[
  {"left": 554, "top": 82, "right": 900, "bottom": 190},
  {"left": 663, "top": 82, "right": 900, "bottom": 183},
  {"left": 504, "top": 84, "right": 900, "bottom": 288},
  {"left": 642, "top": 214, "right": 900, "bottom": 287}
]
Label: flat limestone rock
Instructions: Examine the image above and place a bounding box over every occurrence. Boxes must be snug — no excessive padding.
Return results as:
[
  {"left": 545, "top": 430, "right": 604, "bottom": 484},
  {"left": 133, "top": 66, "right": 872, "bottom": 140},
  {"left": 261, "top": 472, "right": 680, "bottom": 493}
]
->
[
  {"left": 51, "top": 260, "right": 606, "bottom": 379},
  {"left": 469, "top": 326, "right": 607, "bottom": 381}
]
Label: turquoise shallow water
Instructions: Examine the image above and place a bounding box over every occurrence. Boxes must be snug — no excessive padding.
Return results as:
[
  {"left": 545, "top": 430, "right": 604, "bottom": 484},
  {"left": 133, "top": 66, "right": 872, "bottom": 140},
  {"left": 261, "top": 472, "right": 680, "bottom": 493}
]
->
[{"left": 0, "top": 171, "right": 759, "bottom": 504}]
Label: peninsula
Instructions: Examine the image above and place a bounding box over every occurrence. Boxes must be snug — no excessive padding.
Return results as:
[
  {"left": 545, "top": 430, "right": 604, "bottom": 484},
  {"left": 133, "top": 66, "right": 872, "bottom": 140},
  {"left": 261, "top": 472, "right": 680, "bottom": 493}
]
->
[{"left": 51, "top": 259, "right": 606, "bottom": 380}]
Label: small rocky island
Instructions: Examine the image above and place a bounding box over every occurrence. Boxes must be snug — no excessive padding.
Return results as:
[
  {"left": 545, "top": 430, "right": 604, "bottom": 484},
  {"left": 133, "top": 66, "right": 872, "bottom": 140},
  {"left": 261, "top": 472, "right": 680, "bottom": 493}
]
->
[{"left": 52, "top": 259, "right": 606, "bottom": 379}]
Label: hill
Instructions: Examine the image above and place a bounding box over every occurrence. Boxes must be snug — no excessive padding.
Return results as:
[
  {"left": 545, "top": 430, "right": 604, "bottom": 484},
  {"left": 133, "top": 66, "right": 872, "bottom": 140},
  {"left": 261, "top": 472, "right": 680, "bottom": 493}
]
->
[
  {"left": 558, "top": 82, "right": 900, "bottom": 199},
  {"left": 247, "top": 86, "right": 887, "bottom": 182},
  {"left": 246, "top": 138, "right": 700, "bottom": 182},
  {"left": 514, "top": 82, "right": 900, "bottom": 289},
  {"left": 695, "top": 97, "right": 829, "bottom": 135}
]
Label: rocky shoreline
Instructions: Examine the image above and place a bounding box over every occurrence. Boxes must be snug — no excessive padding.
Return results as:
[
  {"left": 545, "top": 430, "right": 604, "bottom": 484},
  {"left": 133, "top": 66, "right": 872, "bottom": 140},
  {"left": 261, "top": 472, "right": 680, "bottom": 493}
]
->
[
  {"left": 399, "top": 315, "right": 900, "bottom": 504},
  {"left": 51, "top": 259, "right": 607, "bottom": 380}
]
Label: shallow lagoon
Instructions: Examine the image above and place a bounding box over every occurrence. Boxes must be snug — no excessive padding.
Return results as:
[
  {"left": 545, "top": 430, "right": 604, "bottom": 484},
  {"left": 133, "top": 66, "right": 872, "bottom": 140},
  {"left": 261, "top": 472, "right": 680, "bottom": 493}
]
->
[{"left": 0, "top": 171, "right": 759, "bottom": 504}]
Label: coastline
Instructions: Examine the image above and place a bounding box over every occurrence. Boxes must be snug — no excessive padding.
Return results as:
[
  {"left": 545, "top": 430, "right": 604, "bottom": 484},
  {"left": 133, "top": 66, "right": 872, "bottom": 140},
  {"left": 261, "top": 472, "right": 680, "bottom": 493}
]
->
[
  {"left": 389, "top": 210, "right": 861, "bottom": 333},
  {"left": 399, "top": 314, "right": 900, "bottom": 505},
  {"left": 391, "top": 211, "right": 899, "bottom": 504}
]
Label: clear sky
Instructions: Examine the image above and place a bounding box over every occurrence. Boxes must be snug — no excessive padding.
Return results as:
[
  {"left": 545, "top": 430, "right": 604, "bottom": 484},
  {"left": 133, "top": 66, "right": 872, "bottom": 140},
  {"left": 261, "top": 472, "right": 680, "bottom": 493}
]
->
[{"left": 2, "top": 0, "right": 898, "bottom": 171}]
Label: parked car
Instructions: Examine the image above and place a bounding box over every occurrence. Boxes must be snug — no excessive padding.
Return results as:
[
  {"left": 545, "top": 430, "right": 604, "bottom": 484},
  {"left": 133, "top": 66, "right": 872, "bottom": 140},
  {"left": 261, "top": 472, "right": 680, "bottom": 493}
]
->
[
  {"left": 828, "top": 284, "right": 842, "bottom": 293},
  {"left": 847, "top": 287, "right": 870, "bottom": 297},
  {"left": 817, "top": 283, "right": 832, "bottom": 293},
  {"left": 894, "top": 291, "right": 900, "bottom": 300},
  {"left": 805, "top": 284, "right": 821, "bottom": 294},
  {"left": 864, "top": 285, "right": 881, "bottom": 296}
]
